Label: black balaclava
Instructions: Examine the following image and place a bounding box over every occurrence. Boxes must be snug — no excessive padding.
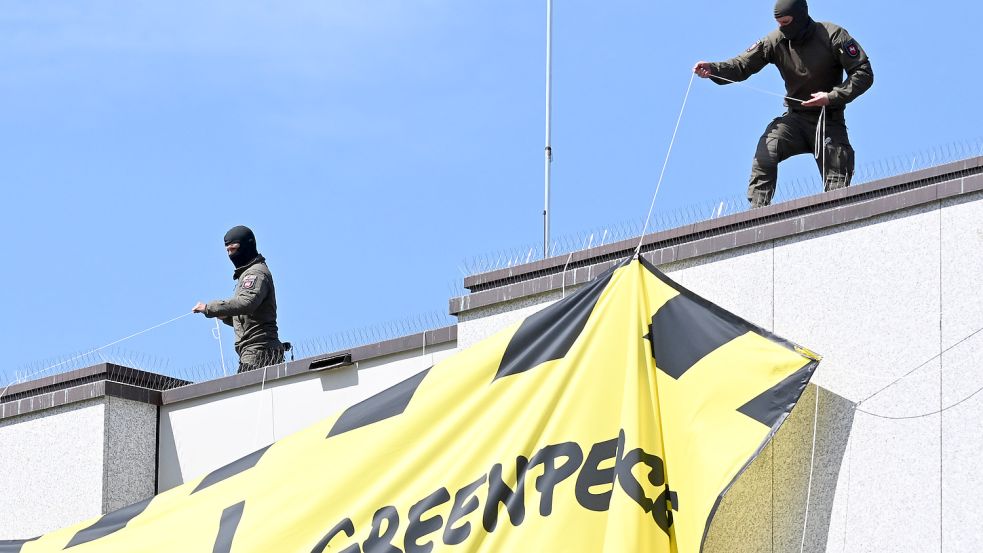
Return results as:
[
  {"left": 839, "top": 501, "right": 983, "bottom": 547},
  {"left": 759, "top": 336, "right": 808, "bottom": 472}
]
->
[
  {"left": 224, "top": 225, "right": 259, "bottom": 268},
  {"left": 774, "top": 0, "right": 814, "bottom": 42}
]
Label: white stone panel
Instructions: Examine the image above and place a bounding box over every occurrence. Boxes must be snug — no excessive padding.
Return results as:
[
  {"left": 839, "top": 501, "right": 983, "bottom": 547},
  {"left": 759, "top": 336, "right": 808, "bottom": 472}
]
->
[
  {"left": 939, "top": 190, "right": 983, "bottom": 553},
  {"left": 0, "top": 400, "right": 105, "bottom": 539},
  {"left": 830, "top": 409, "right": 940, "bottom": 553},
  {"left": 773, "top": 203, "right": 941, "bottom": 403}
]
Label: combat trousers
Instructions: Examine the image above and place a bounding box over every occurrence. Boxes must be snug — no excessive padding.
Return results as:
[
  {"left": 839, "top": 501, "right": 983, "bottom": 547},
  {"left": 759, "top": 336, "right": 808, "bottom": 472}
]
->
[
  {"left": 748, "top": 109, "right": 855, "bottom": 208},
  {"left": 237, "top": 344, "right": 285, "bottom": 374}
]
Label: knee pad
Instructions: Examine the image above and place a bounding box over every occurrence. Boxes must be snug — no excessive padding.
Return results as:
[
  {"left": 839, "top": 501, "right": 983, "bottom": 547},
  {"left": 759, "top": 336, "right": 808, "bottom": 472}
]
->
[{"left": 823, "top": 141, "right": 855, "bottom": 189}]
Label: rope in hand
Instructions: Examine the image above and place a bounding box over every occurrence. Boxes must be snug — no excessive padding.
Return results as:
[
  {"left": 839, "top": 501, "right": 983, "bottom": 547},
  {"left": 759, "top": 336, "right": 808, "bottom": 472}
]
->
[
  {"left": 815, "top": 105, "right": 828, "bottom": 185},
  {"left": 633, "top": 71, "right": 833, "bottom": 259},
  {"left": 676, "top": 70, "right": 983, "bottom": 417},
  {"left": 701, "top": 73, "right": 808, "bottom": 104},
  {"left": 702, "top": 73, "right": 829, "bottom": 186},
  {"left": 0, "top": 311, "right": 196, "bottom": 403}
]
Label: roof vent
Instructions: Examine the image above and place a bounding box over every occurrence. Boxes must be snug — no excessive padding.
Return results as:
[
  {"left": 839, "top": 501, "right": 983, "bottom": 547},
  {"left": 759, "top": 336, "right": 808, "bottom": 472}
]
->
[{"left": 308, "top": 353, "right": 353, "bottom": 372}]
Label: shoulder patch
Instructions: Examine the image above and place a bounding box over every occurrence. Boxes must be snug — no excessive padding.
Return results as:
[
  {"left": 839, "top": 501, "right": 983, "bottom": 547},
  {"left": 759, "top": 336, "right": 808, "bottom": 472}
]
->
[
  {"left": 844, "top": 39, "right": 860, "bottom": 58},
  {"left": 746, "top": 40, "right": 761, "bottom": 53},
  {"left": 242, "top": 275, "right": 257, "bottom": 290}
]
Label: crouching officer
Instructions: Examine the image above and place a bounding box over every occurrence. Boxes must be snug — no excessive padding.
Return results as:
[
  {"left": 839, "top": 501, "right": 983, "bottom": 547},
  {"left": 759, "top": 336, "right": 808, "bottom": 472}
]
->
[
  {"left": 193, "top": 225, "right": 284, "bottom": 373},
  {"left": 694, "top": 0, "right": 873, "bottom": 208}
]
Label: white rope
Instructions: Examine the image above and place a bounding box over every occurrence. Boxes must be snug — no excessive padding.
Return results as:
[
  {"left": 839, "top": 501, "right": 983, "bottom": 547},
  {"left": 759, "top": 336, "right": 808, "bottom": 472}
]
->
[
  {"left": 251, "top": 365, "right": 270, "bottom": 449},
  {"left": 422, "top": 332, "right": 435, "bottom": 370},
  {"left": 0, "top": 311, "right": 195, "bottom": 402},
  {"left": 635, "top": 72, "right": 696, "bottom": 258},
  {"left": 856, "top": 382, "right": 983, "bottom": 420},
  {"left": 704, "top": 73, "right": 807, "bottom": 104},
  {"left": 704, "top": 73, "right": 832, "bottom": 191},
  {"left": 561, "top": 252, "right": 574, "bottom": 298},
  {"left": 800, "top": 385, "right": 821, "bottom": 553},
  {"left": 814, "top": 105, "right": 827, "bottom": 187},
  {"left": 213, "top": 319, "right": 228, "bottom": 377}
]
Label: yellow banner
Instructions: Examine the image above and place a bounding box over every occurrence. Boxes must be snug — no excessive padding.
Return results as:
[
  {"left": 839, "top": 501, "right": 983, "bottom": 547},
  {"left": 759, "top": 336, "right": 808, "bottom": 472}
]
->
[{"left": 14, "top": 259, "right": 818, "bottom": 553}]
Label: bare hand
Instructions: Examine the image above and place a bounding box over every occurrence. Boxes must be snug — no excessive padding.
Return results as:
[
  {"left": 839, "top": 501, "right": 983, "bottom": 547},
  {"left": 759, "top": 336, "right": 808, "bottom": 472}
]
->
[
  {"left": 193, "top": 302, "right": 207, "bottom": 314},
  {"left": 800, "top": 92, "right": 830, "bottom": 108},
  {"left": 693, "top": 61, "right": 713, "bottom": 79}
]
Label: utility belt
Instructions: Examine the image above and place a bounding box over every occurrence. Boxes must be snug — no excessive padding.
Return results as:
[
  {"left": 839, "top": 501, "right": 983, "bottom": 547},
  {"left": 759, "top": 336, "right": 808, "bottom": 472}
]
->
[{"left": 787, "top": 106, "right": 845, "bottom": 121}]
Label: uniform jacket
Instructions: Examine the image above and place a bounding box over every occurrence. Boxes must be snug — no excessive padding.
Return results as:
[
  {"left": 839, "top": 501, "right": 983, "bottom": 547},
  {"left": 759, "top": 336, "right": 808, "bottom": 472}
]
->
[
  {"left": 204, "top": 256, "right": 280, "bottom": 354},
  {"left": 709, "top": 22, "right": 873, "bottom": 112}
]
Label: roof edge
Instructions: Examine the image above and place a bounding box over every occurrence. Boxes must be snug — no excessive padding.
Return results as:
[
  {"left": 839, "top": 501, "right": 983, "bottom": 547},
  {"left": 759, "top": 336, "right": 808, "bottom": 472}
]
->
[
  {"left": 451, "top": 159, "right": 983, "bottom": 314},
  {"left": 462, "top": 156, "right": 983, "bottom": 293}
]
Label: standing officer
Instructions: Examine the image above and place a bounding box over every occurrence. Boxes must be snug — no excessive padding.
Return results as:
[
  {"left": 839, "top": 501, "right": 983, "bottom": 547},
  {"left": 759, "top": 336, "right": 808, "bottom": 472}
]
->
[
  {"left": 693, "top": 0, "right": 873, "bottom": 208},
  {"left": 193, "top": 225, "right": 284, "bottom": 373}
]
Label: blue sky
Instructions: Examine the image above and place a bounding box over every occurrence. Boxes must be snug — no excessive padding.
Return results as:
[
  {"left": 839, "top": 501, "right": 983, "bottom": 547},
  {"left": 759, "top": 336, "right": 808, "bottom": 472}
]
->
[{"left": 1, "top": 1, "right": 978, "bottom": 382}]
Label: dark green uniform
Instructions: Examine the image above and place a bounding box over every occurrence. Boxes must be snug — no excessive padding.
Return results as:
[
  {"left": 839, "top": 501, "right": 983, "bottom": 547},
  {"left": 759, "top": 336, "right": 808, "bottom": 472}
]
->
[
  {"left": 204, "top": 255, "right": 284, "bottom": 373},
  {"left": 709, "top": 22, "right": 873, "bottom": 207}
]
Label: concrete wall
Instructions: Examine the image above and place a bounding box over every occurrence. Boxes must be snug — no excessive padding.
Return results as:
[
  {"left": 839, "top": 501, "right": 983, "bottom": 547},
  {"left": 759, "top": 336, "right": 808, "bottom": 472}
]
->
[
  {"left": 157, "top": 342, "right": 457, "bottom": 491},
  {"left": 457, "top": 192, "right": 983, "bottom": 552},
  {"left": 104, "top": 397, "right": 158, "bottom": 513},
  {"left": 0, "top": 400, "right": 104, "bottom": 538},
  {"left": 0, "top": 396, "right": 162, "bottom": 539}
]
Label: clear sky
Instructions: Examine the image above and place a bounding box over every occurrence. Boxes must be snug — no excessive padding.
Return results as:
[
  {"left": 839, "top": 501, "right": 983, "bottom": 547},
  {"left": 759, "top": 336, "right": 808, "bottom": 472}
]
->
[{"left": 1, "top": 1, "right": 978, "bottom": 383}]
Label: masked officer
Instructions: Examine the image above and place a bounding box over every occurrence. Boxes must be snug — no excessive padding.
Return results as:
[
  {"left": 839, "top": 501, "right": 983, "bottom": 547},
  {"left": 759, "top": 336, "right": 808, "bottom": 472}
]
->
[
  {"left": 693, "top": 0, "right": 873, "bottom": 208},
  {"left": 193, "top": 226, "right": 284, "bottom": 373}
]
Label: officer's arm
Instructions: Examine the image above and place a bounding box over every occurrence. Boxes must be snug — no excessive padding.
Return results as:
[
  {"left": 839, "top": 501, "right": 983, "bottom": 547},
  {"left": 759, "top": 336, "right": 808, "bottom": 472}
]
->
[
  {"left": 202, "top": 273, "right": 270, "bottom": 318},
  {"left": 708, "top": 39, "right": 771, "bottom": 85},
  {"left": 826, "top": 28, "right": 873, "bottom": 107}
]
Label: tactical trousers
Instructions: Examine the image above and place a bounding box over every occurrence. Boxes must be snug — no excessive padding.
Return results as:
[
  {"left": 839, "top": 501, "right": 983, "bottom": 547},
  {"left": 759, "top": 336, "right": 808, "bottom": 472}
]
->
[
  {"left": 237, "top": 345, "right": 286, "bottom": 374},
  {"left": 748, "top": 109, "right": 854, "bottom": 208}
]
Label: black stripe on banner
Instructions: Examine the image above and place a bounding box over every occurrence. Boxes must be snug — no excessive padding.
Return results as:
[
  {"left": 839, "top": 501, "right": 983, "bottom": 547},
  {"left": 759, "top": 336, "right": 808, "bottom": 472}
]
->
[
  {"left": 649, "top": 293, "right": 747, "bottom": 379},
  {"left": 495, "top": 259, "right": 627, "bottom": 381},
  {"left": 0, "top": 537, "right": 38, "bottom": 553},
  {"left": 738, "top": 364, "right": 815, "bottom": 427},
  {"left": 328, "top": 368, "right": 431, "bottom": 438},
  {"left": 211, "top": 502, "right": 245, "bottom": 553},
  {"left": 66, "top": 497, "right": 152, "bottom": 548},
  {"left": 192, "top": 445, "right": 272, "bottom": 495},
  {"left": 639, "top": 255, "right": 815, "bottom": 357}
]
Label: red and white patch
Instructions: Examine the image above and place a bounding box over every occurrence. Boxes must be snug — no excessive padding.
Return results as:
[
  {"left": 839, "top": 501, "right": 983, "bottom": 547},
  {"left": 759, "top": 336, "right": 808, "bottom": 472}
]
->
[
  {"left": 242, "top": 275, "right": 257, "bottom": 290},
  {"left": 845, "top": 41, "right": 860, "bottom": 58}
]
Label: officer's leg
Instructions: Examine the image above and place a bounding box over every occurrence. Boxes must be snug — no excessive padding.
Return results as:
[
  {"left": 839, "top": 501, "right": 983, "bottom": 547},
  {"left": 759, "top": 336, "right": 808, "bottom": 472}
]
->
[
  {"left": 237, "top": 348, "right": 263, "bottom": 374},
  {"left": 813, "top": 113, "right": 855, "bottom": 191},
  {"left": 268, "top": 345, "right": 285, "bottom": 366},
  {"left": 236, "top": 347, "right": 284, "bottom": 373},
  {"left": 748, "top": 116, "right": 806, "bottom": 208}
]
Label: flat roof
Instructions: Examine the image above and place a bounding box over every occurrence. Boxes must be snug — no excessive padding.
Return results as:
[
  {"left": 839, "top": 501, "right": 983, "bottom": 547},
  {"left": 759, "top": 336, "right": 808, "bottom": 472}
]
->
[
  {"left": 0, "top": 326, "right": 457, "bottom": 419},
  {"left": 451, "top": 156, "right": 983, "bottom": 315}
]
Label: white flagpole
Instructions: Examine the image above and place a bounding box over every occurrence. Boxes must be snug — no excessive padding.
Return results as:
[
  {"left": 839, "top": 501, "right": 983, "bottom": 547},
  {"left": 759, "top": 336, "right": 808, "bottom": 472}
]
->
[{"left": 543, "top": 0, "right": 554, "bottom": 258}]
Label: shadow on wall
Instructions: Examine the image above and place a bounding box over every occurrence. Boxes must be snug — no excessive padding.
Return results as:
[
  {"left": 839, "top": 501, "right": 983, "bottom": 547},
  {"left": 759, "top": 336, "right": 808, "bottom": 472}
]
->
[
  {"left": 705, "top": 384, "right": 856, "bottom": 553},
  {"left": 319, "top": 365, "right": 360, "bottom": 392}
]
